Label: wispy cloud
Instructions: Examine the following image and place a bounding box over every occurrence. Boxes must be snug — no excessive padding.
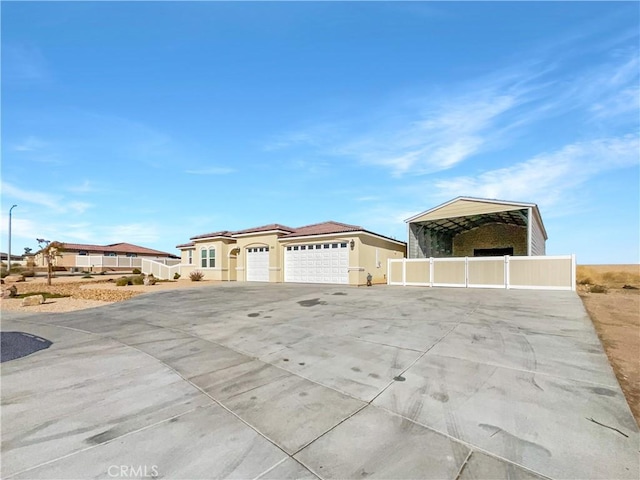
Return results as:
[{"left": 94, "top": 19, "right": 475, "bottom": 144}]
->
[
  {"left": 431, "top": 134, "right": 639, "bottom": 214},
  {"left": 185, "top": 167, "right": 235, "bottom": 175},
  {"left": 66, "top": 180, "right": 96, "bottom": 194},
  {"left": 1, "top": 182, "right": 63, "bottom": 212},
  {"left": 12, "top": 136, "right": 47, "bottom": 152}
]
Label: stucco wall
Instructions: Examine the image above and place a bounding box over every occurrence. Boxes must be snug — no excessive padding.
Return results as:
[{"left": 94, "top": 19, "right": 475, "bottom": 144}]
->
[
  {"left": 452, "top": 223, "right": 527, "bottom": 257},
  {"left": 356, "top": 234, "right": 406, "bottom": 285}
]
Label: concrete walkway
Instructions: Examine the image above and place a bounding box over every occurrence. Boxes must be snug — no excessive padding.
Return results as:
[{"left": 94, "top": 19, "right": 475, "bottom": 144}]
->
[{"left": 1, "top": 284, "right": 638, "bottom": 479}]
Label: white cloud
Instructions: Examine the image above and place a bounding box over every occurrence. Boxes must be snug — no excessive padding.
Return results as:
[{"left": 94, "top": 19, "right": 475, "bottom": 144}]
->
[
  {"left": 432, "top": 135, "right": 639, "bottom": 213},
  {"left": 1, "top": 182, "right": 63, "bottom": 212},
  {"left": 3, "top": 44, "right": 49, "bottom": 83},
  {"left": 12, "top": 136, "right": 47, "bottom": 152}
]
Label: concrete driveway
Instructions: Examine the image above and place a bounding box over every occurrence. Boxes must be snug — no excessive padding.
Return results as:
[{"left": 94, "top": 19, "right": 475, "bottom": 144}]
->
[{"left": 1, "top": 284, "right": 638, "bottom": 479}]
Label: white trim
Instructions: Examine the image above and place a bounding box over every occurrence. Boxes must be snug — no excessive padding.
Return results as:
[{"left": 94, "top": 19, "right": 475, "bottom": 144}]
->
[
  {"left": 189, "top": 235, "right": 234, "bottom": 242},
  {"left": 468, "top": 284, "right": 505, "bottom": 289},
  {"left": 268, "top": 267, "right": 281, "bottom": 271},
  {"left": 348, "top": 266, "right": 365, "bottom": 271},
  {"left": 235, "top": 267, "right": 245, "bottom": 271},
  {"left": 508, "top": 285, "right": 574, "bottom": 291},
  {"left": 432, "top": 282, "right": 467, "bottom": 288},
  {"left": 405, "top": 282, "right": 431, "bottom": 287},
  {"left": 508, "top": 255, "right": 573, "bottom": 261},
  {"left": 405, "top": 196, "right": 538, "bottom": 223}
]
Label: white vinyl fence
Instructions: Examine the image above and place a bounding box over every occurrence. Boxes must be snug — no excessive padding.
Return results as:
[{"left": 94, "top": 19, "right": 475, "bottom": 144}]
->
[
  {"left": 388, "top": 255, "right": 576, "bottom": 291},
  {"left": 75, "top": 255, "right": 180, "bottom": 269},
  {"left": 141, "top": 259, "right": 182, "bottom": 280}
]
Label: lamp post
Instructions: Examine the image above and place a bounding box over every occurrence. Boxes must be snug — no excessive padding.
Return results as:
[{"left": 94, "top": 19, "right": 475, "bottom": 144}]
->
[{"left": 8, "top": 204, "right": 17, "bottom": 274}]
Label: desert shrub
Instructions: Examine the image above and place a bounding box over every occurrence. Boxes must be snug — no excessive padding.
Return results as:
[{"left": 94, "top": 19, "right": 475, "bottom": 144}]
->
[
  {"left": 189, "top": 270, "right": 204, "bottom": 282},
  {"left": 145, "top": 274, "right": 157, "bottom": 285},
  {"left": 589, "top": 284, "right": 608, "bottom": 294},
  {"left": 0, "top": 270, "right": 7, "bottom": 279},
  {"left": 173, "top": 272, "right": 181, "bottom": 280},
  {"left": 22, "top": 270, "right": 35, "bottom": 277},
  {"left": 99, "top": 271, "right": 106, "bottom": 275},
  {"left": 9, "top": 266, "right": 24, "bottom": 274},
  {"left": 82, "top": 273, "right": 93, "bottom": 278},
  {"left": 577, "top": 277, "right": 592, "bottom": 285},
  {"left": 132, "top": 268, "right": 142, "bottom": 274},
  {"left": 116, "top": 277, "right": 129, "bottom": 287},
  {"left": 130, "top": 275, "right": 145, "bottom": 285}
]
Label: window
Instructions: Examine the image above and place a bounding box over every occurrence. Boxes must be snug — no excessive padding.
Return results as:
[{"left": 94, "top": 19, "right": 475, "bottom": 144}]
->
[
  {"left": 201, "top": 248, "right": 207, "bottom": 268},
  {"left": 332, "top": 243, "right": 338, "bottom": 248},
  {"left": 315, "top": 245, "right": 321, "bottom": 249},
  {"left": 208, "top": 248, "right": 215, "bottom": 268},
  {"left": 340, "top": 243, "right": 347, "bottom": 248},
  {"left": 126, "top": 253, "right": 137, "bottom": 258},
  {"left": 104, "top": 252, "right": 116, "bottom": 257},
  {"left": 301, "top": 245, "right": 306, "bottom": 250},
  {"left": 293, "top": 246, "right": 299, "bottom": 251},
  {"left": 323, "top": 244, "right": 330, "bottom": 249},
  {"left": 287, "top": 246, "right": 292, "bottom": 251},
  {"left": 188, "top": 250, "right": 193, "bottom": 265},
  {"left": 78, "top": 250, "right": 88, "bottom": 256}
]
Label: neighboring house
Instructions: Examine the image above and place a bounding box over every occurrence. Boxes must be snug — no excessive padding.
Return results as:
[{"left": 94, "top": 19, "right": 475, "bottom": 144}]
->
[
  {"left": 405, "top": 197, "right": 547, "bottom": 259},
  {"left": 177, "top": 221, "right": 406, "bottom": 285},
  {"left": 34, "top": 242, "right": 179, "bottom": 272}
]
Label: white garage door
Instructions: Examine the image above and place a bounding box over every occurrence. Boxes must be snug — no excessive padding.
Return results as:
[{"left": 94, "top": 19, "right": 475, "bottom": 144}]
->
[
  {"left": 247, "top": 247, "right": 270, "bottom": 282},
  {"left": 285, "top": 242, "right": 349, "bottom": 284}
]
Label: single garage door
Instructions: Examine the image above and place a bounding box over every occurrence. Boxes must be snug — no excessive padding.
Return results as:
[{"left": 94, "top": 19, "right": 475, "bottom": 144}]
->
[
  {"left": 247, "top": 247, "right": 270, "bottom": 282},
  {"left": 285, "top": 242, "right": 349, "bottom": 284}
]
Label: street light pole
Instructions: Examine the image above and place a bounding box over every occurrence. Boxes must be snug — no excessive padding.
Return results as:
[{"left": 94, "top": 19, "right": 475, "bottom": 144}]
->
[{"left": 8, "top": 204, "right": 17, "bottom": 274}]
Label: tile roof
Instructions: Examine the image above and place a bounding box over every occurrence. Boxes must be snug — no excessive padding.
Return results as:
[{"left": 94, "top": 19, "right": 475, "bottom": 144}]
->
[
  {"left": 231, "top": 224, "right": 297, "bottom": 235},
  {"left": 190, "top": 230, "right": 235, "bottom": 240},
  {"left": 281, "top": 221, "right": 364, "bottom": 238},
  {"left": 58, "top": 242, "right": 175, "bottom": 257},
  {"left": 176, "top": 242, "right": 195, "bottom": 248}
]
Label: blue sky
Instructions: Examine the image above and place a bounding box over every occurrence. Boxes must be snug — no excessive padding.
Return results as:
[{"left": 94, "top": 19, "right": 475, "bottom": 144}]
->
[{"left": 2, "top": 2, "right": 639, "bottom": 264}]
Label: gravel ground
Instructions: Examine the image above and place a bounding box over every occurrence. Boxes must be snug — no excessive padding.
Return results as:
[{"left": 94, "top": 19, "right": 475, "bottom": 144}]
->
[{"left": 1, "top": 276, "right": 219, "bottom": 313}]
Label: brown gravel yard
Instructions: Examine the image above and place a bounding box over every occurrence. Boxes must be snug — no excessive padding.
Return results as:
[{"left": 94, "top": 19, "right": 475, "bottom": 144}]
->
[{"left": 0, "top": 275, "right": 219, "bottom": 313}]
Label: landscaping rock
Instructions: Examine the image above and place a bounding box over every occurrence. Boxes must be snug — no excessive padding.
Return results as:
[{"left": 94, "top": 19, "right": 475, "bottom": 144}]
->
[
  {"left": 2, "top": 285, "right": 18, "bottom": 298},
  {"left": 4, "top": 275, "right": 25, "bottom": 283},
  {"left": 21, "top": 294, "right": 45, "bottom": 307}
]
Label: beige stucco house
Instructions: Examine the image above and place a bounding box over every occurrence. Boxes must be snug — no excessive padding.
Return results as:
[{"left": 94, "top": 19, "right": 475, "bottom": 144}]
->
[
  {"left": 34, "top": 242, "right": 179, "bottom": 272},
  {"left": 177, "top": 221, "right": 406, "bottom": 285}
]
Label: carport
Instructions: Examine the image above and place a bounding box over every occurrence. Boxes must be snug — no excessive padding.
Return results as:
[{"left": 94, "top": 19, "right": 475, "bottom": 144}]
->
[{"left": 406, "top": 197, "right": 547, "bottom": 258}]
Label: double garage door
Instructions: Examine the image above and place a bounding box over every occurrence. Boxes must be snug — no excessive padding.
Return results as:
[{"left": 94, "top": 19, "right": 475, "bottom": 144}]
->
[{"left": 285, "top": 242, "right": 349, "bottom": 284}]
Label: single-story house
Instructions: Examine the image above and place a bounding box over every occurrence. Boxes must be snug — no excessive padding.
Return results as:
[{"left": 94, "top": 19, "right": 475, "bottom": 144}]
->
[
  {"left": 34, "top": 242, "right": 179, "bottom": 272},
  {"left": 177, "top": 221, "right": 406, "bottom": 285},
  {"left": 406, "top": 197, "right": 547, "bottom": 258}
]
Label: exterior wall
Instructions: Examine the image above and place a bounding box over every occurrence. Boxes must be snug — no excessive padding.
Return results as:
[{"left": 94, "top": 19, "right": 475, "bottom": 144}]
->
[
  {"left": 530, "top": 209, "right": 546, "bottom": 256},
  {"left": 234, "top": 233, "right": 283, "bottom": 282},
  {"left": 180, "top": 248, "right": 196, "bottom": 266},
  {"left": 191, "top": 239, "right": 236, "bottom": 281},
  {"left": 355, "top": 234, "right": 406, "bottom": 285},
  {"left": 452, "top": 223, "right": 527, "bottom": 257},
  {"left": 411, "top": 200, "right": 523, "bottom": 223}
]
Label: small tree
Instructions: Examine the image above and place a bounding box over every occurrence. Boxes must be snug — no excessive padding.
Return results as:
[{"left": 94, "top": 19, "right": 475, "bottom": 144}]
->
[
  {"left": 37, "top": 239, "right": 64, "bottom": 286},
  {"left": 24, "top": 247, "right": 33, "bottom": 255}
]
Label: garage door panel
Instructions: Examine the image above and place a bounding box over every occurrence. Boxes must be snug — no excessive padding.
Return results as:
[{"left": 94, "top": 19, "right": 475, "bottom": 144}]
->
[
  {"left": 285, "top": 243, "right": 348, "bottom": 284},
  {"left": 247, "top": 247, "right": 269, "bottom": 282}
]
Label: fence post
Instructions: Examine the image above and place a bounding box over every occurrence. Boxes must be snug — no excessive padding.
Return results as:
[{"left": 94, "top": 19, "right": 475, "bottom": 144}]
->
[
  {"left": 429, "top": 257, "right": 434, "bottom": 288},
  {"left": 402, "top": 259, "right": 406, "bottom": 286},
  {"left": 465, "top": 257, "right": 469, "bottom": 287},
  {"left": 504, "top": 255, "right": 510, "bottom": 289}
]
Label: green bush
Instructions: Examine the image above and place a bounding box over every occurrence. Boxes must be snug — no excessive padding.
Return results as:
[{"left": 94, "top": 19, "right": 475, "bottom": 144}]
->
[
  {"left": 22, "top": 270, "right": 35, "bottom": 277},
  {"left": 116, "top": 277, "right": 129, "bottom": 287},
  {"left": 130, "top": 275, "right": 145, "bottom": 285},
  {"left": 189, "top": 270, "right": 204, "bottom": 282},
  {"left": 132, "top": 268, "right": 142, "bottom": 274},
  {"left": 173, "top": 272, "right": 181, "bottom": 280}
]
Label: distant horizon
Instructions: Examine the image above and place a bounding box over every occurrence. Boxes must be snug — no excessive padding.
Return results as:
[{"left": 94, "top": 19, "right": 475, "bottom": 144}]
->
[{"left": 2, "top": 2, "right": 638, "bottom": 263}]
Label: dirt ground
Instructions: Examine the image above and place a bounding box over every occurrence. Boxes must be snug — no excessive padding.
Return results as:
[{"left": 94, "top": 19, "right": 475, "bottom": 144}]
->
[{"left": 578, "top": 264, "right": 640, "bottom": 426}]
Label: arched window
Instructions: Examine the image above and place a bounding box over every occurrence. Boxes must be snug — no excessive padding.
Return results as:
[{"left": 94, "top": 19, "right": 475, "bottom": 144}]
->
[
  {"left": 201, "top": 248, "right": 207, "bottom": 268},
  {"left": 208, "top": 248, "right": 215, "bottom": 268}
]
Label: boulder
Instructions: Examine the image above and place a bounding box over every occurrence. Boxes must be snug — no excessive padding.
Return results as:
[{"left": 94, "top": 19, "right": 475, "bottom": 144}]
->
[
  {"left": 4, "top": 275, "right": 25, "bottom": 283},
  {"left": 2, "top": 285, "right": 17, "bottom": 298},
  {"left": 21, "top": 294, "right": 45, "bottom": 307}
]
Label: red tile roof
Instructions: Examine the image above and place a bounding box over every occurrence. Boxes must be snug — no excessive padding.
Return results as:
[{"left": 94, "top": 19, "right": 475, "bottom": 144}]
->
[
  {"left": 190, "top": 230, "right": 234, "bottom": 240},
  {"left": 231, "top": 224, "right": 297, "bottom": 235},
  {"left": 281, "top": 221, "right": 364, "bottom": 238},
  {"left": 59, "top": 242, "right": 175, "bottom": 257},
  {"left": 176, "top": 242, "right": 195, "bottom": 248}
]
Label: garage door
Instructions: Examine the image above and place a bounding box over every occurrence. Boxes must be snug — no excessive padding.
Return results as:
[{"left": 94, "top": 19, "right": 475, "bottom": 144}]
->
[
  {"left": 247, "top": 247, "right": 270, "bottom": 282},
  {"left": 285, "top": 242, "right": 349, "bottom": 284}
]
